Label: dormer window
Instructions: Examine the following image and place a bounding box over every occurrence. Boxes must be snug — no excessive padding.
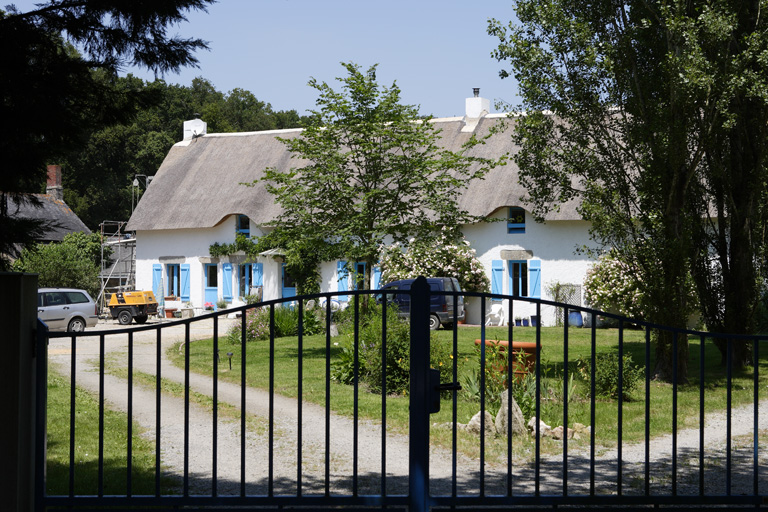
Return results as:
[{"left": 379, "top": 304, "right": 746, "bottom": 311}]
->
[
  {"left": 236, "top": 215, "right": 250, "bottom": 238},
  {"left": 507, "top": 207, "right": 525, "bottom": 234}
]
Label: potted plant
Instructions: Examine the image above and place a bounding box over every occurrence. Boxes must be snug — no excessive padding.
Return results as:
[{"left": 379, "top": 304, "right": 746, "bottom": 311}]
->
[
  {"left": 514, "top": 316, "right": 522, "bottom": 326},
  {"left": 522, "top": 317, "right": 529, "bottom": 326},
  {"left": 204, "top": 302, "right": 214, "bottom": 311}
]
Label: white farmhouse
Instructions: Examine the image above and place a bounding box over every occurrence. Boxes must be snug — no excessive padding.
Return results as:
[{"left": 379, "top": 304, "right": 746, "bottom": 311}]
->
[{"left": 126, "top": 92, "right": 595, "bottom": 324}]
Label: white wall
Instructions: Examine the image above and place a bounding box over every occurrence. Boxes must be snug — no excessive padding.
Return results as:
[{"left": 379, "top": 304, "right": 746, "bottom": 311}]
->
[
  {"left": 463, "top": 208, "right": 597, "bottom": 326},
  {"left": 135, "top": 211, "right": 597, "bottom": 321}
]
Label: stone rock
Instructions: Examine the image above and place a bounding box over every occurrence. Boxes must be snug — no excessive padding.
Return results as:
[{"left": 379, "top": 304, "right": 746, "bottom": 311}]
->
[
  {"left": 550, "top": 425, "right": 575, "bottom": 440},
  {"left": 494, "top": 389, "right": 527, "bottom": 437},
  {"left": 466, "top": 411, "right": 496, "bottom": 437},
  {"left": 527, "top": 417, "right": 551, "bottom": 437}
]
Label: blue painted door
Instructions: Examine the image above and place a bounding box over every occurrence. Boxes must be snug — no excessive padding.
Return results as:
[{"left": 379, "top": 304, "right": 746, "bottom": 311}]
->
[
  {"left": 204, "top": 263, "right": 218, "bottom": 305},
  {"left": 282, "top": 263, "right": 296, "bottom": 298}
]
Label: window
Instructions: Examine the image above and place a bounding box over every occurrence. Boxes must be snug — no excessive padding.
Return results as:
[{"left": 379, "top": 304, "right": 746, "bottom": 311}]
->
[
  {"left": 206, "top": 264, "right": 218, "bottom": 288},
  {"left": 236, "top": 214, "right": 250, "bottom": 238},
  {"left": 167, "top": 264, "right": 180, "bottom": 297},
  {"left": 508, "top": 207, "right": 525, "bottom": 234},
  {"left": 509, "top": 261, "right": 529, "bottom": 296}
]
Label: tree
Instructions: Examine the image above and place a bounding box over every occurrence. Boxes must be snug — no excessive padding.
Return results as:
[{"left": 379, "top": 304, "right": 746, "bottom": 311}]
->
[
  {"left": 12, "top": 232, "right": 110, "bottom": 298},
  {"left": 0, "top": 0, "right": 213, "bottom": 269},
  {"left": 490, "top": 0, "right": 768, "bottom": 379},
  {"left": 258, "top": 63, "right": 501, "bottom": 289},
  {"left": 57, "top": 75, "right": 310, "bottom": 230}
]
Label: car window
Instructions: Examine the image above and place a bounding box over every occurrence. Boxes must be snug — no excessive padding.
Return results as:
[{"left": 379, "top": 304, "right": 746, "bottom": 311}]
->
[
  {"left": 43, "top": 292, "right": 66, "bottom": 307},
  {"left": 64, "top": 291, "right": 89, "bottom": 304}
]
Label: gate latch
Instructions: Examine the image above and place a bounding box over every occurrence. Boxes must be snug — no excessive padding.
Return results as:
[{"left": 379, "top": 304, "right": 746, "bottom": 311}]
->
[{"left": 429, "top": 368, "right": 462, "bottom": 414}]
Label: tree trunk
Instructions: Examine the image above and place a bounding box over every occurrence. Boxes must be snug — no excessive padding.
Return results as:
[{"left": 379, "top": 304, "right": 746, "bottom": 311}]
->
[{"left": 653, "top": 329, "right": 689, "bottom": 383}]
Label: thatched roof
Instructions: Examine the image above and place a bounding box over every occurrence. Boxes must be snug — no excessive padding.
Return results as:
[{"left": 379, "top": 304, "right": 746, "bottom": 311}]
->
[
  {"left": 126, "top": 115, "right": 581, "bottom": 232},
  {"left": 9, "top": 194, "right": 91, "bottom": 241}
]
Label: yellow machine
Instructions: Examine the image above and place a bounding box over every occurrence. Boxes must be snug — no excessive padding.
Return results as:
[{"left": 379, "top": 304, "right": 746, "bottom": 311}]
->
[{"left": 108, "top": 290, "right": 158, "bottom": 325}]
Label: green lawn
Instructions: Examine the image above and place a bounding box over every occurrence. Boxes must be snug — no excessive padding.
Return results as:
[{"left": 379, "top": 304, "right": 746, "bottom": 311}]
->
[
  {"left": 45, "top": 368, "right": 174, "bottom": 496},
  {"left": 168, "top": 324, "right": 767, "bottom": 463}
]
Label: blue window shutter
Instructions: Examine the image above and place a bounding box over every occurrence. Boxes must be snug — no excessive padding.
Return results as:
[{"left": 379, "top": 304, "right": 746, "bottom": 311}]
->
[
  {"left": 180, "top": 264, "right": 190, "bottom": 301},
  {"left": 337, "top": 261, "right": 349, "bottom": 301},
  {"left": 222, "top": 263, "right": 233, "bottom": 301},
  {"left": 491, "top": 260, "right": 504, "bottom": 299},
  {"left": 372, "top": 266, "right": 382, "bottom": 290},
  {"left": 152, "top": 264, "right": 162, "bottom": 298},
  {"left": 529, "top": 260, "right": 541, "bottom": 298},
  {"left": 253, "top": 262, "right": 263, "bottom": 287}
]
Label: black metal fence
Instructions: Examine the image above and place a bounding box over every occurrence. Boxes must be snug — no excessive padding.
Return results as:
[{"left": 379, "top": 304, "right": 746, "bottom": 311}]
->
[{"left": 36, "top": 277, "right": 768, "bottom": 510}]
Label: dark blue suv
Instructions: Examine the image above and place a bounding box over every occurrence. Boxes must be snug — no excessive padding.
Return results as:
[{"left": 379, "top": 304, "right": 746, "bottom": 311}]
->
[{"left": 378, "top": 277, "right": 465, "bottom": 330}]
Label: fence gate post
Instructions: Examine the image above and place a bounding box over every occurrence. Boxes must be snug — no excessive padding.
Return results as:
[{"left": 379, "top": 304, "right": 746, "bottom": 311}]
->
[
  {"left": 0, "top": 272, "right": 39, "bottom": 512},
  {"left": 409, "top": 276, "right": 431, "bottom": 512}
]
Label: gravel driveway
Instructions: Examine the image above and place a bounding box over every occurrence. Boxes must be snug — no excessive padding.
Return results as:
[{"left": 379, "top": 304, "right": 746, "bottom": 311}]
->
[{"left": 47, "top": 316, "right": 768, "bottom": 499}]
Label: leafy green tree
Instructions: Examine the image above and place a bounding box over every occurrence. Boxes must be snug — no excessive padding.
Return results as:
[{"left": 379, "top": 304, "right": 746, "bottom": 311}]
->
[
  {"left": 0, "top": 0, "right": 213, "bottom": 269},
  {"left": 258, "top": 63, "right": 501, "bottom": 289},
  {"left": 12, "top": 232, "right": 110, "bottom": 298},
  {"left": 490, "top": 0, "right": 768, "bottom": 378}
]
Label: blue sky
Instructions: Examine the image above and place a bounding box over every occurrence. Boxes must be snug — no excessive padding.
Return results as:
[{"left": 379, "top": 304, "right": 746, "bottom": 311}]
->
[{"left": 11, "top": 1, "right": 521, "bottom": 118}]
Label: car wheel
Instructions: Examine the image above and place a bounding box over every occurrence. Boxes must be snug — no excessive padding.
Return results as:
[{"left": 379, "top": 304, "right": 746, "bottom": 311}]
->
[
  {"left": 429, "top": 314, "right": 440, "bottom": 330},
  {"left": 134, "top": 314, "right": 148, "bottom": 324},
  {"left": 118, "top": 310, "right": 133, "bottom": 325},
  {"left": 67, "top": 317, "right": 86, "bottom": 332}
]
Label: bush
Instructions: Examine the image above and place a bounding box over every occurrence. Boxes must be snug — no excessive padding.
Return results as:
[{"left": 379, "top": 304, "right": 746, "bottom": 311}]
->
[
  {"left": 226, "top": 305, "right": 323, "bottom": 344},
  {"left": 577, "top": 352, "right": 643, "bottom": 400},
  {"left": 332, "top": 302, "right": 453, "bottom": 396},
  {"left": 379, "top": 231, "right": 490, "bottom": 293}
]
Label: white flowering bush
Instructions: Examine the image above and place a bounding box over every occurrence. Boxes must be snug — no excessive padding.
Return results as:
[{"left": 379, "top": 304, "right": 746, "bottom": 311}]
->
[
  {"left": 379, "top": 232, "right": 490, "bottom": 293},
  {"left": 584, "top": 251, "right": 646, "bottom": 320}
]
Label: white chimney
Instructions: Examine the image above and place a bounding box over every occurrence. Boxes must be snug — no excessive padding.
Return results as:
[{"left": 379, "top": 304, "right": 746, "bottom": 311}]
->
[
  {"left": 462, "top": 88, "right": 490, "bottom": 132},
  {"left": 183, "top": 117, "right": 207, "bottom": 141}
]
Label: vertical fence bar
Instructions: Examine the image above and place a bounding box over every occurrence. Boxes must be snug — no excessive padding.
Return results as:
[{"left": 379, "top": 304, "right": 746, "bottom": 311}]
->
[
  {"left": 381, "top": 294, "right": 388, "bottom": 498},
  {"left": 240, "top": 312, "right": 246, "bottom": 498},
  {"left": 672, "top": 331, "right": 678, "bottom": 496},
  {"left": 699, "top": 333, "right": 705, "bottom": 495},
  {"left": 127, "top": 331, "right": 134, "bottom": 497},
  {"left": 409, "top": 277, "right": 431, "bottom": 512},
  {"left": 617, "top": 320, "right": 623, "bottom": 496},
  {"left": 590, "top": 312, "right": 597, "bottom": 496},
  {"left": 353, "top": 295, "right": 360, "bottom": 496},
  {"left": 644, "top": 326, "right": 650, "bottom": 497},
  {"left": 506, "top": 298, "right": 513, "bottom": 497},
  {"left": 268, "top": 304, "right": 275, "bottom": 496},
  {"left": 726, "top": 337, "right": 732, "bottom": 495},
  {"left": 98, "top": 334, "right": 105, "bottom": 497},
  {"left": 452, "top": 293, "right": 459, "bottom": 498},
  {"left": 534, "top": 302, "right": 541, "bottom": 497},
  {"left": 325, "top": 300, "right": 332, "bottom": 497},
  {"left": 562, "top": 305, "right": 569, "bottom": 497},
  {"left": 479, "top": 297, "right": 487, "bottom": 497},
  {"left": 155, "top": 328, "right": 162, "bottom": 497},
  {"left": 753, "top": 337, "right": 759, "bottom": 497},
  {"left": 297, "top": 301, "right": 304, "bottom": 497},
  {"left": 212, "top": 315, "right": 219, "bottom": 497},
  {"left": 35, "top": 323, "right": 48, "bottom": 512},
  {"left": 184, "top": 323, "right": 190, "bottom": 497},
  {"left": 69, "top": 336, "right": 76, "bottom": 497}
]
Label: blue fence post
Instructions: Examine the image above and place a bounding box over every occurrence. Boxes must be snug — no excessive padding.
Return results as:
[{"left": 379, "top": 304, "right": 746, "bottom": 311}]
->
[{"left": 409, "top": 276, "right": 431, "bottom": 512}]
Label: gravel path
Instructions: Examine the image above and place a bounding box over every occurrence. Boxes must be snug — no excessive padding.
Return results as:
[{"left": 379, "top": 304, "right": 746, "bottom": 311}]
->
[{"left": 48, "top": 317, "right": 768, "bottom": 499}]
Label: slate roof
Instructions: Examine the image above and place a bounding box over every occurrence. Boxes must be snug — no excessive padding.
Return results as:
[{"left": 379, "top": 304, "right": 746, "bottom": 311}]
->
[
  {"left": 126, "top": 115, "right": 581, "bottom": 232},
  {"left": 9, "top": 194, "right": 91, "bottom": 241}
]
